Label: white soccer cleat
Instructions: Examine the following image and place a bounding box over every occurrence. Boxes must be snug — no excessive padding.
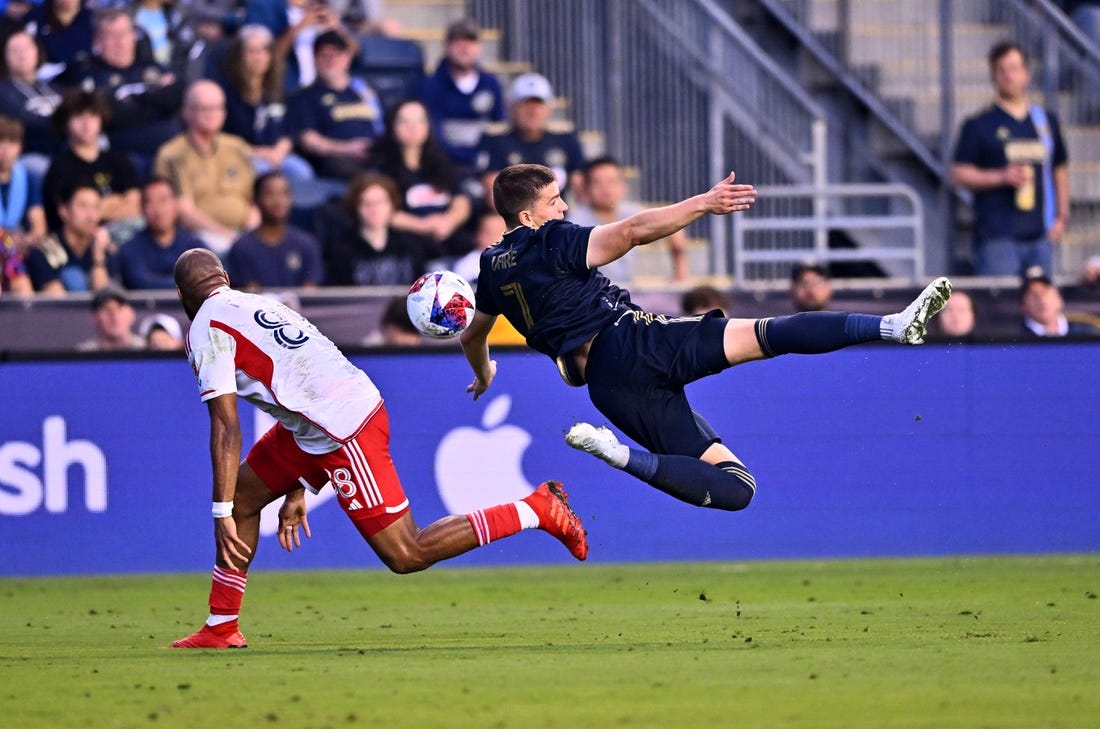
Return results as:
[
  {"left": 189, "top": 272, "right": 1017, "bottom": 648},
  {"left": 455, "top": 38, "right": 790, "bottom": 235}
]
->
[
  {"left": 565, "top": 422, "right": 628, "bottom": 468},
  {"left": 882, "top": 276, "right": 953, "bottom": 345}
]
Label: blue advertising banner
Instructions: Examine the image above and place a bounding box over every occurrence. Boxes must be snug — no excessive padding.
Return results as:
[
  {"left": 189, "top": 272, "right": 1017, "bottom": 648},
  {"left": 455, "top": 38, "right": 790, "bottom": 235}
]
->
[{"left": 2, "top": 343, "right": 1098, "bottom": 576}]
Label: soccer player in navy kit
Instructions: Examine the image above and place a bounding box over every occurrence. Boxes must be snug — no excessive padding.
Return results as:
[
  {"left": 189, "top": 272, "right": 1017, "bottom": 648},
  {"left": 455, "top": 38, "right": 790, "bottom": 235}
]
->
[{"left": 460, "top": 164, "right": 952, "bottom": 512}]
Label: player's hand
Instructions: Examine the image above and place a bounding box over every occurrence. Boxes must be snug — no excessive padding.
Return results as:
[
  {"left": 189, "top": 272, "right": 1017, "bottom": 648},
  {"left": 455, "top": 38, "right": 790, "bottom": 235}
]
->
[
  {"left": 277, "top": 493, "right": 312, "bottom": 552},
  {"left": 703, "top": 171, "right": 757, "bottom": 215},
  {"left": 214, "top": 515, "right": 252, "bottom": 570},
  {"left": 466, "top": 359, "right": 497, "bottom": 400}
]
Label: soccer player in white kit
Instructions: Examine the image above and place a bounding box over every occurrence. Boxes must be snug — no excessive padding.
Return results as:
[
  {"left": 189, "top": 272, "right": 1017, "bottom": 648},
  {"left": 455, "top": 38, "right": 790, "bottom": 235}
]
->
[{"left": 170, "top": 249, "right": 587, "bottom": 649}]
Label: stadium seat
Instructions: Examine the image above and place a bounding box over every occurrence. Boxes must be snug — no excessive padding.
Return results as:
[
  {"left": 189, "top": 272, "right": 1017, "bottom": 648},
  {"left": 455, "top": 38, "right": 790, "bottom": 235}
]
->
[{"left": 353, "top": 35, "right": 426, "bottom": 112}]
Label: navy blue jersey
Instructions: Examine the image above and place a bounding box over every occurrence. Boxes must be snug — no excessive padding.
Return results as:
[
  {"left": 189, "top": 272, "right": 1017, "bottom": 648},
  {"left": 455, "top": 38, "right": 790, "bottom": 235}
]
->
[
  {"left": 476, "top": 125, "right": 585, "bottom": 195},
  {"left": 476, "top": 219, "right": 635, "bottom": 358},
  {"left": 953, "top": 104, "right": 1067, "bottom": 241},
  {"left": 222, "top": 84, "right": 290, "bottom": 147},
  {"left": 286, "top": 79, "right": 384, "bottom": 142},
  {"left": 421, "top": 61, "right": 505, "bottom": 165}
]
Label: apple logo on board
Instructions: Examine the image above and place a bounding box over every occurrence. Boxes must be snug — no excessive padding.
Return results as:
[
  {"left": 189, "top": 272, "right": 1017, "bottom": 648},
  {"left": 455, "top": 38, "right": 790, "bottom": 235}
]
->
[{"left": 434, "top": 394, "right": 535, "bottom": 514}]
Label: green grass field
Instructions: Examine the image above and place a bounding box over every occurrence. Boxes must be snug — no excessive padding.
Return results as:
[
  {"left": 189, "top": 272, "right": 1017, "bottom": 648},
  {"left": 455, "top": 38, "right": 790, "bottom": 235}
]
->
[{"left": 2, "top": 556, "right": 1097, "bottom": 729}]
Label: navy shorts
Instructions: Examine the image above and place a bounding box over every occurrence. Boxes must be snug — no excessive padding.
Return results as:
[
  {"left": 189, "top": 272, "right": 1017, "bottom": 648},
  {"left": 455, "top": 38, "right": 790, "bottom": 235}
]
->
[{"left": 584, "top": 309, "right": 730, "bottom": 457}]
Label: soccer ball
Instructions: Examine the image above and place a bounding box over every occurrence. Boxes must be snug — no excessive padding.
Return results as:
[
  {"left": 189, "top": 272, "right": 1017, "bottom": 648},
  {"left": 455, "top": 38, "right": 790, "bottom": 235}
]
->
[{"left": 407, "top": 271, "right": 476, "bottom": 339}]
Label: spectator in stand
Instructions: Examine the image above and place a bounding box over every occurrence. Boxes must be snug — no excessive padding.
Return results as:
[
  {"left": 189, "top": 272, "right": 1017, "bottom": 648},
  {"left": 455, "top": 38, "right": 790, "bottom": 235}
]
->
[
  {"left": 568, "top": 156, "right": 687, "bottom": 285},
  {"left": 789, "top": 261, "right": 833, "bottom": 312},
  {"left": 20, "top": 0, "right": 93, "bottom": 77},
  {"left": 0, "top": 114, "right": 45, "bottom": 242},
  {"left": 370, "top": 98, "right": 473, "bottom": 260},
  {"left": 476, "top": 72, "right": 585, "bottom": 207},
  {"left": 0, "top": 30, "right": 62, "bottom": 176},
  {"left": 132, "top": 0, "right": 173, "bottom": 67},
  {"left": 228, "top": 170, "right": 322, "bottom": 291},
  {"left": 681, "top": 285, "right": 728, "bottom": 317},
  {"left": 25, "top": 181, "right": 116, "bottom": 292},
  {"left": 118, "top": 176, "right": 205, "bottom": 290},
  {"left": 154, "top": 80, "right": 257, "bottom": 256},
  {"left": 0, "top": 2, "right": 36, "bottom": 36},
  {"left": 245, "top": 0, "right": 359, "bottom": 93},
  {"left": 1, "top": 227, "right": 32, "bottom": 294},
  {"left": 932, "top": 289, "right": 977, "bottom": 339},
  {"left": 1019, "top": 266, "right": 1100, "bottom": 337},
  {"left": 421, "top": 18, "right": 505, "bottom": 177},
  {"left": 138, "top": 311, "right": 184, "bottom": 350},
  {"left": 286, "top": 28, "right": 382, "bottom": 182},
  {"left": 452, "top": 209, "right": 505, "bottom": 285},
  {"left": 170, "top": 2, "right": 238, "bottom": 84},
  {"left": 951, "top": 41, "right": 1069, "bottom": 278},
  {"left": 62, "top": 8, "right": 184, "bottom": 173},
  {"left": 43, "top": 89, "right": 139, "bottom": 237},
  {"left": 219, "top": 24, "right": 314, "bottom": 185},
  {"left": 320, "top": 171, "right": 428, "bottom": 286},
  {"left": 76, "top": 286, "right": 143, "bottom": 351}
]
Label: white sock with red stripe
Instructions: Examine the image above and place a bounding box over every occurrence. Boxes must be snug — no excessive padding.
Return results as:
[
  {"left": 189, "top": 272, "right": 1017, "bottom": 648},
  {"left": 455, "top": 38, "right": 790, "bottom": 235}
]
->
[
  {"left": 204, "top": 565, "right": 247, "bottom": 630},
  {"left": 466, "top": 502, "right": 539, "bottom": 546}
]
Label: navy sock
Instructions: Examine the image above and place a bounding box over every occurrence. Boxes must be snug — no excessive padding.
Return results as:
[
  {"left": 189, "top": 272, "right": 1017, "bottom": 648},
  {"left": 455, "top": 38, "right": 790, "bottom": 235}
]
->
[
  {"left": 755, "top": 312, "right": 883, "bottom": 357},
  {"left": 639, "top": 455, "right": 756, "bottom": 511},
  {"left": 622, "top": 449, "right": 659, "bottom": 480}
]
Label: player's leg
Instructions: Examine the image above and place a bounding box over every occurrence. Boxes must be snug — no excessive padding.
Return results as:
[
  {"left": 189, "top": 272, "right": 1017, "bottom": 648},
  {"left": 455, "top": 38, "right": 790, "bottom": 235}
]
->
[
  {"left": 738, "top": 277, "right": 953, "bottom": 363},
  {"left": 335, "top": 407, "right": 587, "bottom": 570},
  {"left": 171, "top": 461, "right": 280, "bottom": 649},
  {"left": 172, "top": 424, "right": 311, "bottom": 649}
]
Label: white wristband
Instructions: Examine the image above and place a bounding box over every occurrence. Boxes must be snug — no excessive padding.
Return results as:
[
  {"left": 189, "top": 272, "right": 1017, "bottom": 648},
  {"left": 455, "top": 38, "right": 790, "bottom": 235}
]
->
[{"left": 212, "top": 501, "right": 234, "bottom": 518}]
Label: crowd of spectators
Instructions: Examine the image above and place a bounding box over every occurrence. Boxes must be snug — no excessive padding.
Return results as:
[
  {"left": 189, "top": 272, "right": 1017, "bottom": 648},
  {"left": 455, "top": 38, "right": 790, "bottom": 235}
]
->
[{"left": 0, "top": 4, "right": 592, "bottom": 308}]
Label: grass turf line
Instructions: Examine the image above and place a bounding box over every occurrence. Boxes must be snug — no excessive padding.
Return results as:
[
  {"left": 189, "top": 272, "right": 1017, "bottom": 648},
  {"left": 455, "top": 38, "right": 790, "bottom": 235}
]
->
[{"left": 1, "top": 555, "right": 1097, "bottom": 729}]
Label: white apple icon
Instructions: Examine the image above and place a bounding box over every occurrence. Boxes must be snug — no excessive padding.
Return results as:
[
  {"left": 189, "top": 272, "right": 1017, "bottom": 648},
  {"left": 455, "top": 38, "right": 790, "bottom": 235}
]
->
[
  {"left": 434, "top": 394, "right": 536, "bottom": 514},
  {"left": 256, "top": 408, "right": 337, "bottom": 537}
]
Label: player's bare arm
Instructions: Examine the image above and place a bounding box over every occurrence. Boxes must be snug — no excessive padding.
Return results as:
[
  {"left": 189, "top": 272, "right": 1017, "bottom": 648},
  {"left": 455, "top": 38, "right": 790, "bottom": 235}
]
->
[
  {"left": 586, "top": 171, "right": 756, "bottom": 268},
  {"left": 207, "top": 394, "right": 252, "bottom": 569},
  {"left": 459, "top": 310, "right": 498, "bottom": 400},
  {"left": 277, "top": 487, "right": 312, "bottom": 553}
]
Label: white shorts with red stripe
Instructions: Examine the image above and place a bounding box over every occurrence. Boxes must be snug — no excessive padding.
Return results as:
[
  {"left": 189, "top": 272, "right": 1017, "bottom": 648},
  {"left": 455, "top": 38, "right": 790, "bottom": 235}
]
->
[{"left": 246, "top": 405, "right": 410, "bottom": 537}]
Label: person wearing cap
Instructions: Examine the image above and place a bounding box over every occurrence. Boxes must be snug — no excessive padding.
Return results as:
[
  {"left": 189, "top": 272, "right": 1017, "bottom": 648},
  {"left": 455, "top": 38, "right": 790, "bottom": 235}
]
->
[
  {"left": 286, "top": 27, "right": 383, "bottom": 181},
  {"left": 951, "top": 41, "right": 1069, "bottom": 277},
  {"left": 789, "top": 262, "right": 833, "bottom": 313},
  {"left": 119, "top": 176, "right": 206, "bottom": 290},
  {"left": 138, "top": 311, "right": 184, "bottom": 351},
  {"left": 475, "top": 71, "right": 585, "bottom": 207},
  {"left": 420, "top": 18, "right": 505, "bottom": 173},
  {"left": 24, "top": 181, "right": 117, "bottom": 294},
  {"left": 153, "top": 79, "right": 258, "bottom": 256},
  {"left": 1019, "top": 267, "right": 1100, "bottom": 337},
  {"left": 76, "top": 287, "right": 143, "bottom": 351}
]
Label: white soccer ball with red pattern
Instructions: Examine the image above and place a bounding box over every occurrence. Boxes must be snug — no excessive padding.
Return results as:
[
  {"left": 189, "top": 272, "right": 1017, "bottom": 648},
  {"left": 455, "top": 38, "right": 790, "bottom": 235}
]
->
[{"left": 407, "top": 271, "right": 476, "bottom": 339}]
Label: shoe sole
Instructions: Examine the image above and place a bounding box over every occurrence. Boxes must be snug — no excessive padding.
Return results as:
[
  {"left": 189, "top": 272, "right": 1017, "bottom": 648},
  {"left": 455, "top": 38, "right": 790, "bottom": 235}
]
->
[
  {"left": 543, "top": 481, "right": 588, "bottom": 561},
  {"left": 905, "top": 277, "right": 952, "bottom": 343}
]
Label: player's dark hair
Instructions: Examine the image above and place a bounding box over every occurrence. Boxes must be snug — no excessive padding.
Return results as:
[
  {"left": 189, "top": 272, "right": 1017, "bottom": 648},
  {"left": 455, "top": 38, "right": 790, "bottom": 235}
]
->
[
  {"left": 988, "top": 40, "right": 1027, "bottom": 69},
  {"left": 52, "top": 88, "right": 111, "bottom": 136},
  {"left": 493, "top": 164, "right": 556, "bottom": 226},
  {"left": 582, "top": 155, "right": 621, "bottom": 182}
]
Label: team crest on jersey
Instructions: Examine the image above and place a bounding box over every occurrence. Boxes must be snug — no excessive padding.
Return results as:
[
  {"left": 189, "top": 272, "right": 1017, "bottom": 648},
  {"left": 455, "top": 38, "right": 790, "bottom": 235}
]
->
[
  {"left": 472, "top": 90, "right": 495, "bottom": 113},
  {"left": 996, "top": 126, "right": 1010, "bottom": 141},
  {"left": 254, "top": 309, "right": 310, "bottom": 349}
]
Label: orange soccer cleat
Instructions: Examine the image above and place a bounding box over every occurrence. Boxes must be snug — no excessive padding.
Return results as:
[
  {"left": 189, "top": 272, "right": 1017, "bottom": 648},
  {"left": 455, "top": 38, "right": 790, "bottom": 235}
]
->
[
  {"left": 526, "top": 480, "right": 589, "bottom": 561},
  {"left": 171, "top": 624, "right": 248, "bottom": 649}
]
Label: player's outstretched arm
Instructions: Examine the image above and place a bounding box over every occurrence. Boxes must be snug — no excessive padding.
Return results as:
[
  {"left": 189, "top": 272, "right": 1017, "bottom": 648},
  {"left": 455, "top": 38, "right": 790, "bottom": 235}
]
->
[
  {"left": 459, "top": 310, "right": 498, "bottom": 400},
  {"left": 586, "top": 171, "right": 756, "bottom": 269}
]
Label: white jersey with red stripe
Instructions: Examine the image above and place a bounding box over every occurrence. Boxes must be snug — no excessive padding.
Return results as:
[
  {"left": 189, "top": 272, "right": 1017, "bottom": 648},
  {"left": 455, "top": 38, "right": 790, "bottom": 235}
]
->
[{"left": 186, "top": 286, "right": 382, "bottom": 454}]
